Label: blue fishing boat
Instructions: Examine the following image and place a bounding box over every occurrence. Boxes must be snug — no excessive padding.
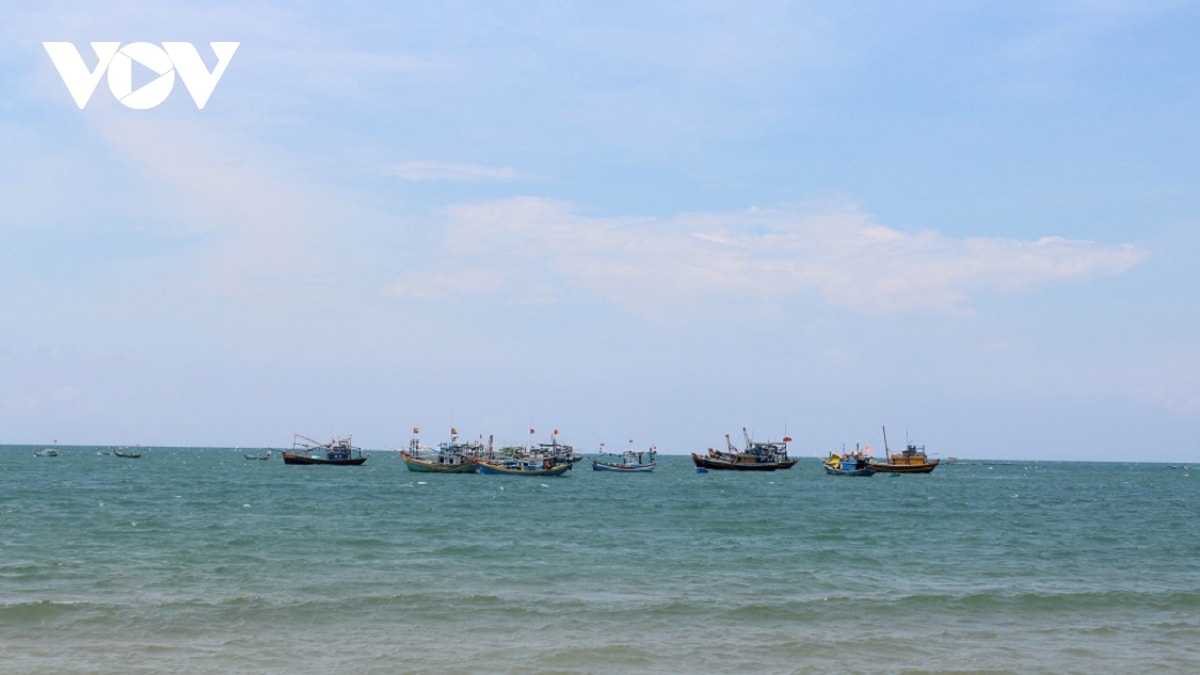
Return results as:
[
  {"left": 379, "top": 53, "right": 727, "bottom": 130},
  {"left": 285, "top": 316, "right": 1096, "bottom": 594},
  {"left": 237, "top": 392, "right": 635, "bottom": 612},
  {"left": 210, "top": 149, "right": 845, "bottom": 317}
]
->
[
  {"left": 822, "top": 449, "right": 875, "bottom": 477},
  {"left": 33, "top": 447, "right": 59, "bottom": 458},
  {"left": 592, "top": 442, "right": 657, "bottom": 472}
]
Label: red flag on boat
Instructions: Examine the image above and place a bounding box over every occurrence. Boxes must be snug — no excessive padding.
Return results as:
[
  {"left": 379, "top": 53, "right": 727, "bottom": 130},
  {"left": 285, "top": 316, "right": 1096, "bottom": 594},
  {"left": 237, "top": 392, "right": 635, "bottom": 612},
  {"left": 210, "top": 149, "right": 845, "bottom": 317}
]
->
[
  {"left": 783, "top": 436, "right": 792, "bottom": 443},
  {"left": 413, "top": 427, "right": 419, "bottom": 434}
]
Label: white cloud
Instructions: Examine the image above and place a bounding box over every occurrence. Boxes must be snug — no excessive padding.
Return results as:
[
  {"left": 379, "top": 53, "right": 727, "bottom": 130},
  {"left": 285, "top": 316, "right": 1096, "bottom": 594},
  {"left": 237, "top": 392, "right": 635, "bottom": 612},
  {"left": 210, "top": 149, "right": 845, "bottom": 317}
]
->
[
  {"left": 89, "top": 114, "right": 368, "bottom": 310},
  {"left": 386, "top": 196, "right": 1148, "bottom": 316}
]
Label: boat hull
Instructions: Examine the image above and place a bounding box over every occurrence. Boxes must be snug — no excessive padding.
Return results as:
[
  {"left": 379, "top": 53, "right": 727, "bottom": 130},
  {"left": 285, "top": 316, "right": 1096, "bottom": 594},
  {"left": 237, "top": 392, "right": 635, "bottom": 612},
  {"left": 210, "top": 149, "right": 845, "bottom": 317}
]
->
[
  {"left": 823, "top": 463, "right": 876, "bottom": 477},
  {"left": 870, "top": 461, "right": 938, "bottom": 474},
  {"left": 400, "top": 452, "right": 479, "bottom": 473},
  {"left": 478, "top": 462, "right": 572, "bottom": 476},
  {"left": 691, "top": 453, "right": 797, "bottom": 472},
  {"left": 281, "top": 452, "right": 368, "bottom": 466},
  {"left": 591, "top": 460, "right": 655, "bottom": 472}
]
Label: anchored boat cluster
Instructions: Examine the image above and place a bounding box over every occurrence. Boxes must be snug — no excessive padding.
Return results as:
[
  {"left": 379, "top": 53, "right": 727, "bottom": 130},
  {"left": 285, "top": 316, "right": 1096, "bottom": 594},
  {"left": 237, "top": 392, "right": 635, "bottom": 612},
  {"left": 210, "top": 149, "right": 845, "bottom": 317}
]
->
[
  {"left": 819, "top": 426, "right": 940, "bottom": 476},
  {"left": 276, "top": 425, "right": 939, "bottom": 476}
]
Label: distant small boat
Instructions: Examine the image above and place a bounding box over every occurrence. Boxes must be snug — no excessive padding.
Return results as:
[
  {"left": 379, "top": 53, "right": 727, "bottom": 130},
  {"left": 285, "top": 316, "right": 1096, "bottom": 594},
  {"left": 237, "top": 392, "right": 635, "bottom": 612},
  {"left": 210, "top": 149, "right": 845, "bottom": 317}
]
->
[
  {"left": 282, "top": 434, "right": 367, "bottom": 466},
  {"left": 244, "top": 449, "right": 272, "bottom": 461},
  {"left": 822, "top": 449, "right": 875, "bottom": 477},
  {"left": 691, "top": 428, "right": 797, "bottom": 471},
  {"left": 592, "top": 442, "right": 657, "bottom": 473},
  {"left": 33, "top": 447, "right": 59, "bottom": 458},
  {"left": 112, "top": 447, "right": 142, "bottom": 459}
]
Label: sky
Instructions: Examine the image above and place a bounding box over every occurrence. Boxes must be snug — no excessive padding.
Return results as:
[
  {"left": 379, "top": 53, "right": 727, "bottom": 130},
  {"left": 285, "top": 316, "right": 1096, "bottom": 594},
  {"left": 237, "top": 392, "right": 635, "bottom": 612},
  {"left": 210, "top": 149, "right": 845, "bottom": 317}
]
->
[{"left": 2, "top": 1, "right": 1198, "bottom": 461}]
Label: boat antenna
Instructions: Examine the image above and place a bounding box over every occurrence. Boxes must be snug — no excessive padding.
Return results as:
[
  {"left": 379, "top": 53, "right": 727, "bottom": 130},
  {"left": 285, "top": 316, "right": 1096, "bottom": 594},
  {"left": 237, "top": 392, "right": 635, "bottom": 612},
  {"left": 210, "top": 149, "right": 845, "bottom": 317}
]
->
[{"left": 882, "top": 425, "right": 890, "bottom": 456}]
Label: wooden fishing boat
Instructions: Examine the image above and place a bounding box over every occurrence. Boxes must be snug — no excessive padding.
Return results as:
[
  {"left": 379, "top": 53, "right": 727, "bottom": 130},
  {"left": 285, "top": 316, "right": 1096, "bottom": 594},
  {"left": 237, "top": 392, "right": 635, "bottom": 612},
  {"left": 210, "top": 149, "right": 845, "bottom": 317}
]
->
[
  {"left": 33, "top": 447, "right": 59, "bottom": 458},
  {"left": 478, "top": 430, "right": 574, "bottom": 476},
  {"left": 478, "top": 457, "right": 573, "bottom": 476},
  {"left": 112, "top": 446, "right": 142, "bottom": 459},
  {"left": 282, "top": 434, "right": 367, "bottom": 466},
  {"left": 870, "top": 427, "right": 938, "bottom": 474},
  {"left": 691, "top": 429, "right": 797, "bottom": 471},
  {"left": 822, "top": 449, "right": 875, "bottom": 477},
  {"left": 243, "top": 449, "right": 272, "bottom": 461},
  {"left": 592, "top": 442, "right": 657, "bottom": 472},
  {"left": 399, "top": 428, "right": 481, "bottom": 473}
]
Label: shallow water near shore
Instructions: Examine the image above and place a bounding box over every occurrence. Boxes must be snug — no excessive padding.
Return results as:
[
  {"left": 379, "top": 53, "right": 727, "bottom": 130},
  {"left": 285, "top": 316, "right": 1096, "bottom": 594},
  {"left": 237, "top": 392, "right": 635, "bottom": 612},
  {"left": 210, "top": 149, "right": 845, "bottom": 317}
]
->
[{"left": 3, "top": 447, "right": 1198, "bottom": 673}]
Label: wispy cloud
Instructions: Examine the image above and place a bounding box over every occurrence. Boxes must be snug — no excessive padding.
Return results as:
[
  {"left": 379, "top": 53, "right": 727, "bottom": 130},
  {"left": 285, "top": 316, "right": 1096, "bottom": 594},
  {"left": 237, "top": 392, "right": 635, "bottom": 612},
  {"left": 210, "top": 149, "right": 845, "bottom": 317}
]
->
[
  {"left": 386, "top": 196, "right": 1148, "bottom": 316},
  {"left": 76, "top": 113, "right": 410, "bottom": 324},
  {"left": 383, "top": 161, "right": 519, "bottom": 182}
]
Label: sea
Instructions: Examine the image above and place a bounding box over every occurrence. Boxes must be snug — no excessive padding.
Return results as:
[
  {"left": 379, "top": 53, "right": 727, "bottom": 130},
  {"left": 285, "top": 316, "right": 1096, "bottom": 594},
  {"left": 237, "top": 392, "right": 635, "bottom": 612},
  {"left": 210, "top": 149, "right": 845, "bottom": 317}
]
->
[{"left": 3, "top": 446, "right": 1198, "bottom": 674}]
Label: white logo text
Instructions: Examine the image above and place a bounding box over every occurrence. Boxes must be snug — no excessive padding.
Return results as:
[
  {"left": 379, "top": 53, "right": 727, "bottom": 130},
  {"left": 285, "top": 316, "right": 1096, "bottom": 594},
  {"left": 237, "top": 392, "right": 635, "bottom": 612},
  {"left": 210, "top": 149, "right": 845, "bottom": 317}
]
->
[{"left": 43, "top": 41, "right": 239, "bottom": 109}]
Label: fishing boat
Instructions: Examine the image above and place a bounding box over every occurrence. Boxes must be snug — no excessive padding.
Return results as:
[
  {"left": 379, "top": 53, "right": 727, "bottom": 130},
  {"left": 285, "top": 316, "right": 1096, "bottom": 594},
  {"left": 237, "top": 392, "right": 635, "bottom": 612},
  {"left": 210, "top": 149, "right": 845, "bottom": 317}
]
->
[
  {"left": 399, "top": 428, "right": 481, "bottom": 473},
  {"left": 691, "top": 429, "right": 798, "bottom": 471},
  {"left": 112, "top": 446, "right": 142, "bottom": 459},
  {"left": 822, "top": 447, "right": 875, "bottom": 477},
  {"left": 592, "top": 441, "right": 657, "bottom": 472},
  {"left": 33, "top": 447, "right": 59, "bottom": 458},
  {"left": 870, "top": 427, "right": 939, "bottom": 474},
  {"left": 282, "top": 434, "right": 368, "bottom": 466},
  {"left": 243, "top": 449, "right": 272, "bottom": 461},
  {"left": 477, "top": 429, "right": 574, "bottom": 476},
  {"left": 478, "top": 457, "right": 573, "bottom": 476}
]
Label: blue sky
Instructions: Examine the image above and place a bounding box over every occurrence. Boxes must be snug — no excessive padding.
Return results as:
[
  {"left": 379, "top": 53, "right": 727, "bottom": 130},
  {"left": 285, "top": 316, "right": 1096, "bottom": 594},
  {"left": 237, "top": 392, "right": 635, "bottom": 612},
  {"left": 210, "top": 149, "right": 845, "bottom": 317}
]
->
[{"left": 2, "top": 1, "right": 1198, "bottom": 461}]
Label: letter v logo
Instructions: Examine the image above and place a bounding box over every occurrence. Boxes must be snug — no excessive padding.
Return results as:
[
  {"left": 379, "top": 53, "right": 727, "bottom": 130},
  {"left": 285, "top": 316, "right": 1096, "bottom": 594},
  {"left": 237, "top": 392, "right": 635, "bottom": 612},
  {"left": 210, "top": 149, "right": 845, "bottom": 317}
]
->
[
  {"left": 43, "top": 42, "right": 120, "bottom": 109},
  {"left": 162, "top": 42, "right": 239, "bottom": 109}
]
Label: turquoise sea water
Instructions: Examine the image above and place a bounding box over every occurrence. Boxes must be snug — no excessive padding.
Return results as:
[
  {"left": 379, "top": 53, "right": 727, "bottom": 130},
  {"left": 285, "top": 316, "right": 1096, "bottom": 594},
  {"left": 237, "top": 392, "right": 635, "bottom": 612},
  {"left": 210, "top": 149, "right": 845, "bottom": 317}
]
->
[{"left": 2, "top": 446, "right": 1198, "bottom": 674}]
